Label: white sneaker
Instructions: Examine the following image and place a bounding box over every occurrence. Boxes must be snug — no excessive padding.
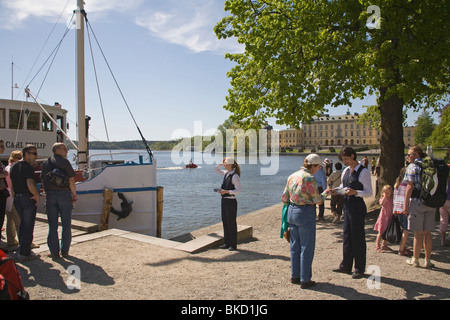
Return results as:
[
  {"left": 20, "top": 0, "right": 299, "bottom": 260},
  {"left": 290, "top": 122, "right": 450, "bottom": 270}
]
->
[{"left": 406, "top": 258, "right": 420, "bottom": 267}]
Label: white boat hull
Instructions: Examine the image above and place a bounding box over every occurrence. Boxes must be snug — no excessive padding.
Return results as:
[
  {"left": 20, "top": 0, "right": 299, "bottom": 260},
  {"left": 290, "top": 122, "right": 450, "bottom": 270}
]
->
[{"left": 38, "top": 160, "right": 158, "bottom": 236}]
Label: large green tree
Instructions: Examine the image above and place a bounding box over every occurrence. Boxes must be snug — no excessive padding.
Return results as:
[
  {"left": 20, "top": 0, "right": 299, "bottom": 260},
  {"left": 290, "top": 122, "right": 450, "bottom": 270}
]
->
[
  {"left": 430, "top": 105, "right": 450, "bottom": 148},
  {"left": 215, "top": 0, "right": 449, "bottom": 190},
  {"left": 414, "top": 110, "right": 436, "bottom": 145}
]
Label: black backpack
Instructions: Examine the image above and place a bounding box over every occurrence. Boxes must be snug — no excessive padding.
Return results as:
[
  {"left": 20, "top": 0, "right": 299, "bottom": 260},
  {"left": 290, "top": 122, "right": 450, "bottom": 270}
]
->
[
  {"left": 45, "top": 157, "right": 69, "bottom": 188},
  {"left": 419, "top": 156, "right": 449, "bottom": 208}
]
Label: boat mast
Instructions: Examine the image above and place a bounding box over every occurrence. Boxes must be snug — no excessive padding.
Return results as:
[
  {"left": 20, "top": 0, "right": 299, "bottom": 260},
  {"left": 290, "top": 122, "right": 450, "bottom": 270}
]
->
[{"left": 75, "top": 0, "right": 87, "bottom": 170}]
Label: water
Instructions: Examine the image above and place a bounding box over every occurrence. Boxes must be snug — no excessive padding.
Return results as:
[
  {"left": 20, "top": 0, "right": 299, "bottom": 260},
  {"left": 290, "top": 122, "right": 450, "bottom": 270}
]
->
[{"left": 70, "top": 150, "right": 343, "bottom": 239}]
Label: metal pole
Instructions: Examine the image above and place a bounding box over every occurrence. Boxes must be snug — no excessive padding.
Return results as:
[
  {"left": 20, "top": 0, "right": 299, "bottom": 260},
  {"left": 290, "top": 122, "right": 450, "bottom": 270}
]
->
[{"left": 75, "top": 0, "right": 87, "bottom": 170}]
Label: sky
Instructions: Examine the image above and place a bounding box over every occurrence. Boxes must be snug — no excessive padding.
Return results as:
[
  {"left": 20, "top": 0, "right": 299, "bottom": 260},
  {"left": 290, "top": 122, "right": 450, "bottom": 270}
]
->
[{"left": 0, "top": 0, "right": 429, "bottom": 143}]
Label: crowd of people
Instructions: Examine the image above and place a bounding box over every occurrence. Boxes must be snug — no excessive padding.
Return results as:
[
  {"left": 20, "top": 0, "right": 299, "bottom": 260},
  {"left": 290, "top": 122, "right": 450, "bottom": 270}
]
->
[
  {"left": 1, "top": 141, "right": 449, "bottom": 293},
  {"left": 281, "top": 146, "right": 450, "bottom": 289},
  {"left": 0, "top": 141, "right": 77, "bottom": 262}
]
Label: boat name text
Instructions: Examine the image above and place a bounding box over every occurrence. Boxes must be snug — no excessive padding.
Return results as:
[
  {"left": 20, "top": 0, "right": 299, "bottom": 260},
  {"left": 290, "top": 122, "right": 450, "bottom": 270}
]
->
[{"left": 5, "top": 141, "right": 47, "bottom": 149}]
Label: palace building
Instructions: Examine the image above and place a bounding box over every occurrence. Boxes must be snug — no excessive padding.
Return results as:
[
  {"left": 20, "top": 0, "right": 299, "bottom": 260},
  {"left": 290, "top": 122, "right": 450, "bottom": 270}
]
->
[{"left": 279, "top": 111, "right": 416, "bottom": 150}]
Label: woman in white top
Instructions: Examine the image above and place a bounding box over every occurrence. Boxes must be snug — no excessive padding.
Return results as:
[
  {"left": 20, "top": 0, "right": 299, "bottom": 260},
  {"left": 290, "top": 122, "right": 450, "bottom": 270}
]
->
[{"left": 214, "top": 157, "right": 241, "bottom": 251}]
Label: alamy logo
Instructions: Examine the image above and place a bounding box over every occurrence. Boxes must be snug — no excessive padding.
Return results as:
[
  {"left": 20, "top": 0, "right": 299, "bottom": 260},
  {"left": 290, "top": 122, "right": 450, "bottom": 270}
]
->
[
  {"left": 366, "top": 265, "right": 381, "bottom": 289},
  {"left": 66, "top": 265, "right": 81, "bottom": 290},
  {"left": 367, "top": 5, "right": 381, "bottom": 29},
  {"left": 171, "top": 121, "right": 280, "bottom": 175}
]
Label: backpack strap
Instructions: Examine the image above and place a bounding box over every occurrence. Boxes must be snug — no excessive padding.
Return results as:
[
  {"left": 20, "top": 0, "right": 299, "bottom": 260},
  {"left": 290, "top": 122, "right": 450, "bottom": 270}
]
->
[{"left": 411, "top": 161, "right": 422, "bottom": 199}]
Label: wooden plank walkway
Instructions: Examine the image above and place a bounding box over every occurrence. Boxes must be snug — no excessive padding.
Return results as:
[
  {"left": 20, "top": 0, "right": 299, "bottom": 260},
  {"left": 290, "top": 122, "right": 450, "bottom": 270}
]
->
[
  {"left": 0, "top": 213, "right": 100, "bottom": 251},
  {"left": 33, "top": 213, "right": 99, "bottom": 247}
]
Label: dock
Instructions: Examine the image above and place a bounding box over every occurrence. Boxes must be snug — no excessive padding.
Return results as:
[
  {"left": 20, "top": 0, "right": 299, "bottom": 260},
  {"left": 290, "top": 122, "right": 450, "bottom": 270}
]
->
[
  {"left": 33, "top": 213, "right": 99, "bottom": 246},
  {"left": 2, "top": 212, "right": 253, "bottom": 256},
  {"left": 0, "top": 213, "right": 100, "bottom": 253}
]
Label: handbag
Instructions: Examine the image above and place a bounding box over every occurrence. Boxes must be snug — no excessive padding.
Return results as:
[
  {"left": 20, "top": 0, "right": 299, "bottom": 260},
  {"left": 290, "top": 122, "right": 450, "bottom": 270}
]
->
[
  {"left": 280, "top": 203, "right": 290, "bottom": 242},
  {"left": 0, "top": 188, "right": 10, "bottom": 199},
  {"left": 283, "top": 228, "right": 290, "bottom": 242},
  {"left": 382, "top": 215, "right": 402, "bottom": 244}
]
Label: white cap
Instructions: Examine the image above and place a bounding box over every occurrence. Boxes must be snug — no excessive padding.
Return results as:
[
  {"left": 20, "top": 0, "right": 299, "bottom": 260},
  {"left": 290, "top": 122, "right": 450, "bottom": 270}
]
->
[
  {"left": 305, "top": 154, "right": 321, "bottom": 165},
  {"left": 224, "top": 157, "right": 235, "bottom": 165}
]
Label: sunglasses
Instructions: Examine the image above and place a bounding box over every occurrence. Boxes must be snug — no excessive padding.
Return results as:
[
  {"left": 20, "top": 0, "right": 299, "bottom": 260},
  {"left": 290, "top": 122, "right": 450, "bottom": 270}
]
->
[{"left": 28, "top": 152, "right": 38, "bottom": 156}]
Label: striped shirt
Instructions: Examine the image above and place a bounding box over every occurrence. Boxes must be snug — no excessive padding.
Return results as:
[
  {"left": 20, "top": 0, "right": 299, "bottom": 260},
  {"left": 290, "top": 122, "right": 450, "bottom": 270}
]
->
[{"left": 403, "top": 159, "right": 422, "bottom": 192}]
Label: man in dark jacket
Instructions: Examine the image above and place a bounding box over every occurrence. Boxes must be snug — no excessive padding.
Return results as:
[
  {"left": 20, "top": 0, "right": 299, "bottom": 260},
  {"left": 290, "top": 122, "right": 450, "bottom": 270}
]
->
[{"left": 41, "top": 143, "right": 77, "bottom": 258}]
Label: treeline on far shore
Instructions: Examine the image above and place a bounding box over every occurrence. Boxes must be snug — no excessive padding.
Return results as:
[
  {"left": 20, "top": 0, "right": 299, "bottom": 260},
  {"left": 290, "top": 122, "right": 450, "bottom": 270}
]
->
[{"left": 70, "top": 140, "right": 181, "bottom": 151}]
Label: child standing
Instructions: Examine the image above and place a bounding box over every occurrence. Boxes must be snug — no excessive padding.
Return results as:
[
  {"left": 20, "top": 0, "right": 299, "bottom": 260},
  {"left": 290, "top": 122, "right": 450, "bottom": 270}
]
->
[
  {"left": 375, "top": 185, "right": 394, "bottom": 252},
  {"left": 393, "top": 167, "right": 412, "bottom": 256}
]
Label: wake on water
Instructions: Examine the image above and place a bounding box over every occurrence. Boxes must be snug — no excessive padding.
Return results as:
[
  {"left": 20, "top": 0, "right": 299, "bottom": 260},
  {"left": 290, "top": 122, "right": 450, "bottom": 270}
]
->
[{"left": 158, "top": 166, "right": 202, "bottom": 170}]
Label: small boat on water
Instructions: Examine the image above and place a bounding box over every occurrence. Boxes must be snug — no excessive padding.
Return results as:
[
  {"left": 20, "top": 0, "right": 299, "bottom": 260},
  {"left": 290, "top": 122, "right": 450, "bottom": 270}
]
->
[
  {"left": 185, "top": 159, "right": 198, "bottom": 169},
  {"left": 3, "top": 0, "right": 159, "bottom": 236}
]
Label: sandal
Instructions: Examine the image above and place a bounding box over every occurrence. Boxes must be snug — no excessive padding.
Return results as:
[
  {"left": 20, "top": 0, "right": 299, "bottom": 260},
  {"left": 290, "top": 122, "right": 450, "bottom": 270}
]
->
[
  {"left": 398, "top": 248, "right": 413, "bottom": 256},
  {"left": 381, "top": 245, "right": 393, "bottom": 251}
]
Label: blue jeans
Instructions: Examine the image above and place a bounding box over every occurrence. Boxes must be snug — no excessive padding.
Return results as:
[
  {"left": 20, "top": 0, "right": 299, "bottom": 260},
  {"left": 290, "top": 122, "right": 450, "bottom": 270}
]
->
[
  {"left": 288, "top": 204, "right": 316, "bottom": 282},
  {"left": 13, "top": 195, "right": 37, "bottom": 257},
  {"left": 46, "top": 190, "right": 73, "bottom": 255}
]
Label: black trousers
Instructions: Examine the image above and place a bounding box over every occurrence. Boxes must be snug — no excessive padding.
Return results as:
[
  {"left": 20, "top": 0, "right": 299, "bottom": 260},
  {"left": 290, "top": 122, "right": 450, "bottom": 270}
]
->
[
  {"left": 340, "top": 197, "right": 367, "bottom": 273},
  {"left": 221, "top": 198, "right": 237, "bottom": 248},
  {"left": 317, "top": 187, "right": 325, "bottom": 218},
  {"left": 0, "top": 192, "right": 7, "bottom": 239}
]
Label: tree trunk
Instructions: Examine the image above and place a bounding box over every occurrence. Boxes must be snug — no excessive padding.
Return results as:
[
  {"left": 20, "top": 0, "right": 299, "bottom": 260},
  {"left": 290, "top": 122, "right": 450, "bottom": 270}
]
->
[{"left": 377, "top": 88, "right": 405, "bottom": 198}]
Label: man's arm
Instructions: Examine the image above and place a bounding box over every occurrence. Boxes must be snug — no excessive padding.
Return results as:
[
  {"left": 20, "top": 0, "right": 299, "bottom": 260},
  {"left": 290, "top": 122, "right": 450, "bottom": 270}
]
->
[
  {"left": 26, "top": 178, "right": 40, "bottom": 204},
  {"left": 403, "top": 181, "right": 414, "bottom": 214},
  {"left": 69, "top": 177, "right": 77, "bottom": 204}
]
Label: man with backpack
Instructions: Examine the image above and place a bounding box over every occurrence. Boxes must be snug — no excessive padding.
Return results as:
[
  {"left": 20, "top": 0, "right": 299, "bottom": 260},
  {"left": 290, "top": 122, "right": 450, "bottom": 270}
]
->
[
  {"left": 40, "top": 143, "right": 77, "bottom": 258},
  {"left": 403, "top": 146, "right": 437, "bottom": 268}
]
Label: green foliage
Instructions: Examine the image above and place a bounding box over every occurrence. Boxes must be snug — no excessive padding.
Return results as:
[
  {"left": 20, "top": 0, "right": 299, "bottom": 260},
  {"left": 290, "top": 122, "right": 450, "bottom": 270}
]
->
[
  {"left": 214, "top": 0, "right": 449, "bottom": 128},
  {"left": 414, "top": 110, "right": 436, "bottom": 145},
  {"left": 430, "top": 105, "right": 450, "bottom": 148},
  {"left": 75, "top": 140, "right": 181, "bottom": 150}
]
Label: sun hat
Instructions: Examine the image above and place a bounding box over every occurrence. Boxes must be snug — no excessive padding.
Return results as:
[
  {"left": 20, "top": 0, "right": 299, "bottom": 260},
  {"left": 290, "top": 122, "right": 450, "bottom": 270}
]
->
[
  {"left": 224, "top": 157, "right": 235, "bottom": 164},
  {"left": 305, "top": 154, "right": 321, "bottom": 165}
]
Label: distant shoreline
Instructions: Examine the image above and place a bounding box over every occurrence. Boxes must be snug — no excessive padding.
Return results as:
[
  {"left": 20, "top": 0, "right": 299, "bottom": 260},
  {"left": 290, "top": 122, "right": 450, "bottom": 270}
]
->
[{"left": 81, "top": 149, "right": 382, "bottom": 157}]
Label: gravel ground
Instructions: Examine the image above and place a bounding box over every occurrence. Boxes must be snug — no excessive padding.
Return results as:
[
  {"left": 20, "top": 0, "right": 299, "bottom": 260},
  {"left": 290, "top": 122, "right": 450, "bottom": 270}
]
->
[{"left": 14, "top": 199, "right": 450, "bottom": 301}]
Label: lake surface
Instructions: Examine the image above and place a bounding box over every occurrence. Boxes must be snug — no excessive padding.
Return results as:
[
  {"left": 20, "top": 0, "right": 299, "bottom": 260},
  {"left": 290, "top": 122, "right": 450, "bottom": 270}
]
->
[{"left": 71, "top": 150, "right": 345, "bottom": 239}]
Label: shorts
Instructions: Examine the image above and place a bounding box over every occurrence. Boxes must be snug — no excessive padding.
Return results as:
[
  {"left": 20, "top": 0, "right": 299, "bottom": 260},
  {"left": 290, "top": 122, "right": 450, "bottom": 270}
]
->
[
  {"left": 408, "top": 198, "right": 436, "bottom": 232},
  {"left": 395, "top": 212, "right": 409, "bottom": 231}
]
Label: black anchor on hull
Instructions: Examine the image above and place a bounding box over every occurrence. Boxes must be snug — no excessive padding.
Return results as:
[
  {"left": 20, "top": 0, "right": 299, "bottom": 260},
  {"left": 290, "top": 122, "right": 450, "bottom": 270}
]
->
[{"left": 111, "top": 193, "right": 133, "bottom": 221}]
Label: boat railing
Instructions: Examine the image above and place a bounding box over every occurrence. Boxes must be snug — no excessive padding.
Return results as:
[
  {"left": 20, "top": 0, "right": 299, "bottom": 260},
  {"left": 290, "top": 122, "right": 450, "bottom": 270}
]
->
[{"left": 83, "top": 151, "right": 152, "bottom": 179}]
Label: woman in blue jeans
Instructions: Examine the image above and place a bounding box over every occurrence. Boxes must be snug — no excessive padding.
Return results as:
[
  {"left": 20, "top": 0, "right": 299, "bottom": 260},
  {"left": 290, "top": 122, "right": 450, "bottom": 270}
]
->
[{"left": 281, "top": 154, "right": 324, "bottom": 289}]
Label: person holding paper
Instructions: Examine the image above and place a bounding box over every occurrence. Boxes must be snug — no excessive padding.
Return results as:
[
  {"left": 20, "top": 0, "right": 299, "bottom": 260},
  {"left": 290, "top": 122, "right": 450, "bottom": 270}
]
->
[{"left": 331, "top": 147, "right": 372, "bottom": 279}]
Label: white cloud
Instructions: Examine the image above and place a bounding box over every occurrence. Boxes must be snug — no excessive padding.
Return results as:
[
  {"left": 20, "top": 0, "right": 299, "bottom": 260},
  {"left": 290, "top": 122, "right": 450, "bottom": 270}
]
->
[
  {"left": 0, "top": 0, "right": 143, "bottom": 29},
  {"left": 135, "top": 0, "right": 243, "bottom": 54},
  {"left": 0, "top": 0, "right": 243, "bottom": 54}
]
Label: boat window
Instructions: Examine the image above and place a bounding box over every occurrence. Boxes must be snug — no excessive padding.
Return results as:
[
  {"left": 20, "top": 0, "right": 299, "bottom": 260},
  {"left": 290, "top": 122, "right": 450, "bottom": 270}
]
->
[
  {"left": 42, "top": 113, "right": 53, "bottom": 131},
  {"left": 0, "top": 109, "right": 5, "bottom": 128},
  {"left": 26, "top": 111, "right": 40, "bottom": 130},
  {"left": 9, "top": 109, "right": 24, "bottom": 129},
  {"left": 56, "top": 115, "right": 65, "bottom": 142}
]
